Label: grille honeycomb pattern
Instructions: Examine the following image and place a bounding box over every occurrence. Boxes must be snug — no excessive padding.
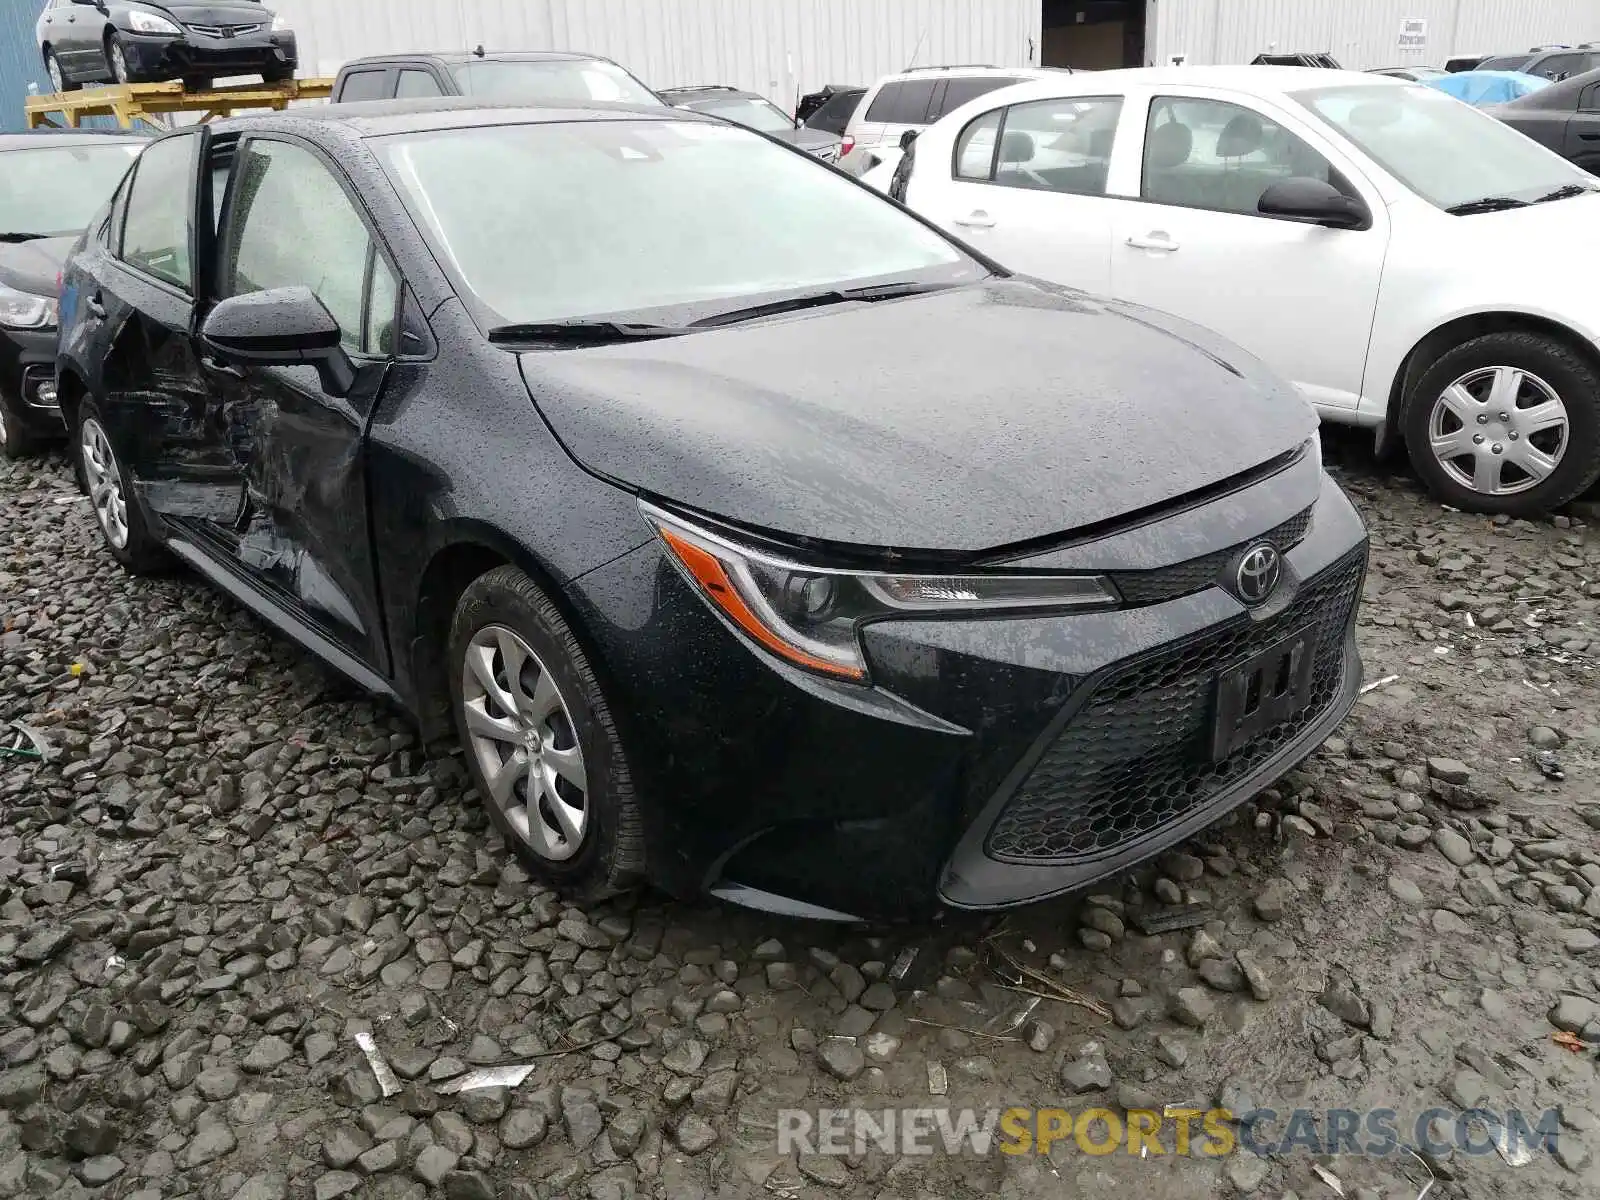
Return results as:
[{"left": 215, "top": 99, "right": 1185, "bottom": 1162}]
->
[
  {"left": 986, "top": 546, "right": 1364, "bottom": 864},
  {"left": 1110, "top": 508, "right": 1314, "bottom": 606}
]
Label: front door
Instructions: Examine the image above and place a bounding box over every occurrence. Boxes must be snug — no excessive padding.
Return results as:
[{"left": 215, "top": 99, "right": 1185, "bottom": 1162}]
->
[
  {"left": 1109, "top": 92, "right": 1387, "bottom": 412},
  {"left": 202, "top": 134, "right": 400, "bottom": 670},
  {"left": 1565, "top": 83, "right": 1600, "bottom": 174}
]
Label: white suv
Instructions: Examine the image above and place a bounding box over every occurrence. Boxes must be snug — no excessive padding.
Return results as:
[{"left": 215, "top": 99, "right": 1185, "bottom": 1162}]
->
[
  {"left": 897, "top": 66, "right": 1600, "bottom": 515},
  {"left": 838, "top": 65, "right": 1066, "bottom": 177}
]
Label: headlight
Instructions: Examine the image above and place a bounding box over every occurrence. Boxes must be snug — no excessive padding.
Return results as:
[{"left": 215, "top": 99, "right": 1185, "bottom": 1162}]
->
[
  {"left": 271, "top": 14, "right": 288, "bottom": 30},
  {"left": 0, "top": 286, "right": 57, "bottom": 330},
  {"left": 645, "top": 503, "right": 1118, "bottom": 682},
  {"left": 128, "top": 11, "right": 182, "bottom": 35}
]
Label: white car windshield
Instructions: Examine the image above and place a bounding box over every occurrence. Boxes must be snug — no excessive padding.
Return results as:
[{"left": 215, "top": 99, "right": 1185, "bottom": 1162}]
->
[
  {"left": 1294, "top": 84, "right": 1590, "bottom": 211},
  {"left": 380, "top": 120, "right": 978, "bottom": 326},
  {"left": 0, "top": 143, "right": 141, "bottom": 237}
]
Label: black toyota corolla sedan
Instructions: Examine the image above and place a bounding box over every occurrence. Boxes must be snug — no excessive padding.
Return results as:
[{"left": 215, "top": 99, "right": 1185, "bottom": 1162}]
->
[
  {"left": 0, "top": 130, "right": 144, "bottom": 457},
  {"left": 57, "top": 98, "right": 1368, "bottom": 921}
]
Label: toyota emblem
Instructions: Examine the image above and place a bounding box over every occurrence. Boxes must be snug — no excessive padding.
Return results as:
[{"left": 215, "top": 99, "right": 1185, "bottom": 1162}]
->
[{"left": 1234, "top": 543, "right": 1281, "bottom": 605}]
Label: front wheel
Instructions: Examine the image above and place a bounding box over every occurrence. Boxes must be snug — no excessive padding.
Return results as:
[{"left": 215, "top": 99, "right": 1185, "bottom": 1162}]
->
[
  {"left": 1403, "top": 331, "right": 1600, "bottom": 516},
  {"left": 74, "top": 399, "right": 168, "bottom": 574},
  {"left": 261, "top": 66, "right": 293, "bottom": 84},
  {"left": 0, "top": 393, "right": 39, "bottom": 459},
  {"left": 106, "top": 34, "right": 134, "bottom": 84},
  {"left": 448, "top": 566, "right": 645, "bottom": 904}
]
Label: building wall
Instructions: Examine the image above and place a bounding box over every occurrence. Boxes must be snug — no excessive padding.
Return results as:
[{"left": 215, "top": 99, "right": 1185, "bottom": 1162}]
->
[
  {"left": 1148, "top": 0, "right": 1600, "bottom": 70},
  {"left": 269, "top": 0, "right": 1044, "bottom": 108}
]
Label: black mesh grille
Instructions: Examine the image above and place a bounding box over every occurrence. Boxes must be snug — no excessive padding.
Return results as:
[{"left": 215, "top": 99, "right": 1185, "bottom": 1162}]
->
[
  {"left": 986, "top": 546, "right": 1364, "bottom": 864},
  {"left": 1110, "top": 508, "right": 1314, "bottom": 606}
]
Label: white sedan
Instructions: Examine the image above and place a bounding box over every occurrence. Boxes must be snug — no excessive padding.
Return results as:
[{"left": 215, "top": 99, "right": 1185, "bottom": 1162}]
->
[{"left": 894, "top": 66, "right": 1600, "bottom": 515}]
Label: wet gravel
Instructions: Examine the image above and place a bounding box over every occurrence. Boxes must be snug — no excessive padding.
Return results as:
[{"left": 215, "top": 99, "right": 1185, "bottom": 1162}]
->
[{"left": 1, "top": 438, "right": 1598, "bottom": 1200}]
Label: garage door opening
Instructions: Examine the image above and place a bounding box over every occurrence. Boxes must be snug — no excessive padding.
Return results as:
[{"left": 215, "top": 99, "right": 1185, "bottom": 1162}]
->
[{"left": 1041, "top": 0, "right": 1147, "bottom": 70}]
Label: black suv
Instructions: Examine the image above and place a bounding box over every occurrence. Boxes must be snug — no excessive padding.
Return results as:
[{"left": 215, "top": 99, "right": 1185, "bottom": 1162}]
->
[{"left": 331, "top": 49, "right": 662, "bottom": 106}]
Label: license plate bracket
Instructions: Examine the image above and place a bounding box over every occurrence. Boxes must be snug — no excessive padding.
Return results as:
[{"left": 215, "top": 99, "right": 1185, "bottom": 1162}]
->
[{"left": 1211, "top": 626, "right": 1316, "bottom": 761}]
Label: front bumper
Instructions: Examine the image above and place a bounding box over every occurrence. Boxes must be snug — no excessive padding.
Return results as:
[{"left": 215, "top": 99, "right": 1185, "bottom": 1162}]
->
[
  {"left": 121, "top": 30, "right": 297, "bottom": 78},
  {"left": 0, "top": 326, "right": 64, "bottom": 438},
  {"left": 567, "top": 456, "right": 1367, "bottom": 920}
]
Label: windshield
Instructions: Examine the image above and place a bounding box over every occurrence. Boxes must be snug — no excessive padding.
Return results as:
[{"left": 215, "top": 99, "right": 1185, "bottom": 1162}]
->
[
  {"left": 451, "top": 59, "right": 662, "bottom": 106},
  {"left": 689, "top": 96, "right": 795, "bottom": 133},
  {"left": 1294, "top": 83, "right": 1588, "bottom": 210},
  {"left": 381, "top": 120, "right": 977, "bottom": 326},
  {"left": 0, "top": 142, "right": 141, "bottom": 236}
]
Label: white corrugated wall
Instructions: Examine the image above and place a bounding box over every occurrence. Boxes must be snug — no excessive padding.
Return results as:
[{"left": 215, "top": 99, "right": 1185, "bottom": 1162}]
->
[
  {"left": 268, "top": 0, "right": 1043, "bottom": 106},
  {"left": 1148, "top": 0, "right": 1600, "bottom": 70}
]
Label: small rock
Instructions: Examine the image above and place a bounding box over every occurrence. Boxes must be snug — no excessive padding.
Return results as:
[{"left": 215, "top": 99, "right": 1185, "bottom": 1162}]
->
[
  {"left": 817, "top": 1039, "right": 864, "bottom": 1082},
  {"left": 1387, "top": 874, "right": 1425, "bottom": 905},
  {"left": 1427, "top": 758, "right": 1472, "bottom": 785},
  {"left": 1171, "top": 988, "right": 1214, "bottom": 1028},
  {"left": 1253, "top": 884, "right": 1290, "bottom": 923},
  {"left": 1186, "top": 929, "right": 1224, "bottom": 966},
  {"left": 674, "top": 1114, "right": 718, "bottom": 1155},
  {"left": 1433, "top": 828, "right": 1475, "bottom": 867},
  {"left": 413, "top": 1146, "right": 459, "bottom": 1187},
  {"left": 1320, "top": 977, "right": 1370, "bottom": 1029}
]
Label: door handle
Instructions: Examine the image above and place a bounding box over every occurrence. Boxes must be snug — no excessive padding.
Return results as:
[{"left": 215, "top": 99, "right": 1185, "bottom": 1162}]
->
[
  {"left": 85, "top": 292, "right": 106, "bottom": 319},
  {"left": 1580, "top": 132, "right": 1600, "bottom": 141},
  {"left": 200, "top": 355, "right": 246, "bottom": 379},
  {"left": 1126, "top": 232, "right": 1180, "bottom": 252},
  {"left": 953, "top": 211, "right": 996, "bottom": 229}
]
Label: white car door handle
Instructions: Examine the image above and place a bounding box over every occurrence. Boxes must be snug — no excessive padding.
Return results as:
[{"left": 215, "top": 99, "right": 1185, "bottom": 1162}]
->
[
  {"left": 953, "top": 211, "right": 996, "bottom": 229},
  {"left": 1126, "top": 232, "right": 1179, "bottom": 252}
]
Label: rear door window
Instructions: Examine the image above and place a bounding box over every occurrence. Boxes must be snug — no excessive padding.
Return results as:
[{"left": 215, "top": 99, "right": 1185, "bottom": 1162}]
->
[
  {"left": 338, "top": 69, "right": 391, "bottom": 101},
  {"left": 934, "top": 75, "right": 1022, "bottom": 119},
  {"left": 864, "top": 79, "right": 938, "bottom": 125},
  {"left": 120, "top": 131, "right": 200, "bottom": 292},
  {"left": 397, "top": 69, "right": 444, "bottom": 98}
]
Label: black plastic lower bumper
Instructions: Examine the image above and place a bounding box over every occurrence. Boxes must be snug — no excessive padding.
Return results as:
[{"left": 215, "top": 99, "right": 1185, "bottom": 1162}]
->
[
  {"left": 0, "top": 328, "right": 64, "bottom": 439},
  {"left": 121, "top": 31, "right": 297, "bottom": 80}
]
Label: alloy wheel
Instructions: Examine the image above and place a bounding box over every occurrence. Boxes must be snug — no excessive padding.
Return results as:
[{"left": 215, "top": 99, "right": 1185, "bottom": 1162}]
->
[
  {"left": 110, "top": 41, "right": 129, "bottom": 83},
  {"left": 1426, "top": 365, "right": 1568, "bottom": 498},
  {"left": 0, "top": 402, "right": 9, "bottom": 448},
  {"left": 461, "top": 624, "right": 589, "bottom": 862},
  {"left": 80, "top": 417, "right": 130, "bottom": 549},
  {"left": 46, "top": 54, "right": 63, "bottom": 93}
]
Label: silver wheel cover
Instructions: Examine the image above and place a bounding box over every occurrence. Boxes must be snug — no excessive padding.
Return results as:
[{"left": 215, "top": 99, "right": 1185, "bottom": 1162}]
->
[
  {"left": 461, "top": 624, "right": 589, "bottom": 862},
  {"left": 81, "top": 417, "right": 130, "bottom": 550},
  {"left": 1427, "top": 365, "right": 1568, "bottom": 497}
]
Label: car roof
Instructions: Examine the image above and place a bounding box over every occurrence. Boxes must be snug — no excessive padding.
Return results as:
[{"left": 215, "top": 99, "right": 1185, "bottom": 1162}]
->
[
  {"left": 0, "top": 130, "right": 147, "bottom": 150},
  {"left": 932, "top": 64, "right": 1402, "bottom": 97},
  {"left": 211, "top": 96, "right": 700, "bottom": 139},
  {"left": 342, "top": 50, "right": 615, "bottom": 67},
  {"left": 873, "top": 65, "right": 1061, "bottom": 85},
  {"left": 659, "top": 86, "right": 764, "bottom": 103}
]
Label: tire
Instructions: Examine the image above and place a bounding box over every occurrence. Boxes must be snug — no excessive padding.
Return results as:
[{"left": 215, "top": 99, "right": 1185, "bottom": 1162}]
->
[
  {"left": 106, "top": 33, "right": 133, "bottom": 85},
  {"left": 183, "top": 76, "right": 212, "bottom": 92},
  {"left": 261, "top": 66, "right": 292, "bottom": 84},
  {"left": 0, "top": 392, "right": 38, "bottom": 460},
  {"left": 43, "top": 49, "right": 78, "bottom": 93},
  {"left": 1402, "top": 331, "right": 1600, "bottom": 517},
  {"left": 447, "top": 565, "right": 644, "bottom": 903},
  {"left": 73, "top": 398, "right": 168, "bottom": 574}
]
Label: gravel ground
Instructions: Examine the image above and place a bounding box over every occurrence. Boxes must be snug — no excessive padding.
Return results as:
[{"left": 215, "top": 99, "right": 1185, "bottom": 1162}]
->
[{"left": 2, "top": 437, "right": 1598, "bottom": 1200}]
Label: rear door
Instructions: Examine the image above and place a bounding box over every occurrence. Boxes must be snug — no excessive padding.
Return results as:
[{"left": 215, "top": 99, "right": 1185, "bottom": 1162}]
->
[
  {"left": 71, "top": 128, "right": 233, "bottom": 520},
  {"left": 1566, "top": 81, "right": 1600, "bottom": 172},
  {"left": 911, "top": 92, "right": 1128, "bottom": 295},
  {"left": 201, "top": 134, "right": 401, "bottom": 670},
  {"left": 852, "top": 78, "right": 938, "bottom": 149}
]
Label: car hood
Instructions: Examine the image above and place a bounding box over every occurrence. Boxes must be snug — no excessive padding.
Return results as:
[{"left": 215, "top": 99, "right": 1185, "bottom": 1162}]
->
[
  {"left": 519, "top": 279, "right": 1317, "bottom": 553},
  {"left": 0, "top": 236, "right": 72, "bottom": 297},
  {"left": 149, "top": 2, "right": 274, "bottom": 22}
]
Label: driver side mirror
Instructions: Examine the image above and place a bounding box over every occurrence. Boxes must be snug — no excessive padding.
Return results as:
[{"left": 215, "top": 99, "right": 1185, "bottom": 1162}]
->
[
  {"left": 201, "top": 287, "right": 356, "bottom": 396},
  {"left": 899, "top": 128, "right": 919, "bottom": 151},
  {"left": 1258, "top": 177, "right": 1370, "bottom": 230}
]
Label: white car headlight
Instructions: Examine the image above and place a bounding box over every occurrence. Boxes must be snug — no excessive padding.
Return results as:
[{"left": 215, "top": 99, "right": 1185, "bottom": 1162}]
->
[
  {"left": 0, "top": 286, "right": 57, "bottom": 331},
  {"left": 271, "top": 13, "right": 288, "bottom": 31},
  {"left": 128, "top": 10, "right": 182, "bottom": 35}
]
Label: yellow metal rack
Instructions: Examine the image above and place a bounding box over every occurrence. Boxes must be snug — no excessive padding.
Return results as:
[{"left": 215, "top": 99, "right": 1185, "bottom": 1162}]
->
[{"left": 25, "top": 77, "right": 333, "bottom": 130}]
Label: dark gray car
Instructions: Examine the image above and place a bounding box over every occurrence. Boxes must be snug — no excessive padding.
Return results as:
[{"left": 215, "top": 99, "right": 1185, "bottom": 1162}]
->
[{"left": 659, "top": 85, "right": 842, "bottom": 161}]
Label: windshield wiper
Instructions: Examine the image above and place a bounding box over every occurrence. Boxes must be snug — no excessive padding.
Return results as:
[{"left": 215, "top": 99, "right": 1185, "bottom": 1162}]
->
[
  {"left": 0, "top": 232, "right": 49, "bottom": 243},
  {"left": 1444, "top": 196, "right": 1529, "bottom": 215},
  {"left": 486, "top": 320, "right": 688, "bottom": 346},
  {"left": 689, "top": 280, "right": 959, "bottom": 329},
  {"left": 1533, "top": 183, "right": 1598, "bottom": 204}
]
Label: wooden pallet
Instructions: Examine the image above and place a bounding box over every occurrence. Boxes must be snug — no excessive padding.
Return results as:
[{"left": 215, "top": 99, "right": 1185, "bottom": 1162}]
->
[{"left": 25, "top": 77, "right": 333, "bottom": 130}]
